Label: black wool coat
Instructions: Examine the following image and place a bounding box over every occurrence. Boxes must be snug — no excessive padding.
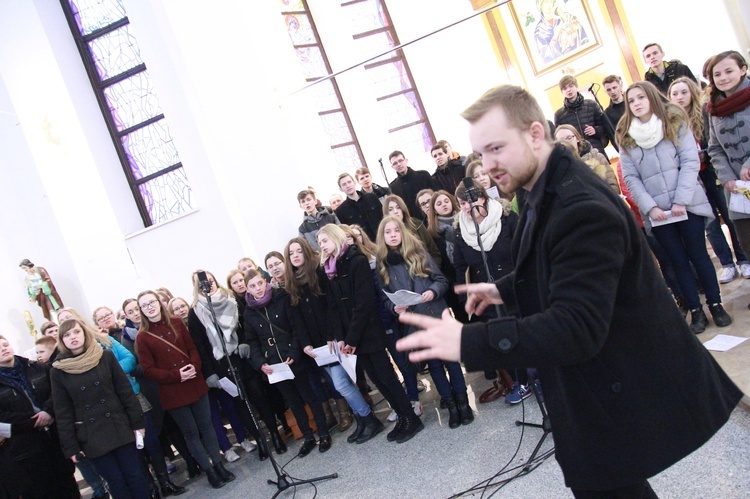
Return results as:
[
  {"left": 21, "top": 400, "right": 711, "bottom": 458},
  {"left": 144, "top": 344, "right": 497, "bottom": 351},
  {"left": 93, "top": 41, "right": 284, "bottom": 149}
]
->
[
  {"left": 431, "top": 158, "right": 466, "bottom": 196},
  {"left": 290, "top": 272, "right": 332, "bottom": 349},
  {"left": 389, "top": 168, "right": 435, "bottom": 221},
  {"left": 460, "top": 144, "right": 743, "bottom": 490},
  {"left": 51, "top": 350, "right": 145, "bottom": 459},
  {"left": 320, "top": 245, "right": 387, "bottom": 354},
  {"left": 334, "top": 191, "right": 384, "bottom": 241},
  {"left": 0, "top": 357, "right": 56, "bottom": 461},
  {"left": 244, "top": 288, "right": 310, "bottom": 373}
]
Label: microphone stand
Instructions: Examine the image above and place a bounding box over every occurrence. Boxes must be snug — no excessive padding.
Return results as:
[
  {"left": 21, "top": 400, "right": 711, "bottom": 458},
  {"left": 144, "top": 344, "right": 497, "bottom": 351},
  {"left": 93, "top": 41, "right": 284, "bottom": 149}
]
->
[
  {"left": 378, "top": 158, "right": 389, "bottom": 186},
  {"left": 588, "top": 83, "right": 618, "bottom": 152},
  {"left": 198, "top": 280, "right": 338, "bottom": 498}
]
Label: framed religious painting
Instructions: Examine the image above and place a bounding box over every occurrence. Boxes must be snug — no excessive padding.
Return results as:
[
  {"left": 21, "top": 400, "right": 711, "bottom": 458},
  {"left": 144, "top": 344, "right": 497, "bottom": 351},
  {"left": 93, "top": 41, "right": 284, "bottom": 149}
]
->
[{"left": 509, "top": 0, "right": 601, "bottom": 75}]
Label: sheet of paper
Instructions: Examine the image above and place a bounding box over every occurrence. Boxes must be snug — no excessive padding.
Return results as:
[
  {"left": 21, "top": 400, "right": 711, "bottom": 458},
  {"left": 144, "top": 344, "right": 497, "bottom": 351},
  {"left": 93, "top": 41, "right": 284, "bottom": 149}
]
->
[
  {"left": 729, "top": 181, "right": 750, "bottom": 214},
  {"left": 702, "top": 334, "right": 748, "bottom": 352},
  {"left": 218, "top": 377, "right": 239, "bottom": 397},
  {"left": 332, "top": 341, "right": 357, "bottom": 383},
  {"left": 649, "top": 210, "right": 688, "bottom": 227},
  {"left": 383, "top": 289, "right": 423, "bottom": 307},
  {"left": 311, "top": 345, "right": 338, "bottom": 367},
  {"left": 266, "top": 362, "right": 295, "bottom": 384}
]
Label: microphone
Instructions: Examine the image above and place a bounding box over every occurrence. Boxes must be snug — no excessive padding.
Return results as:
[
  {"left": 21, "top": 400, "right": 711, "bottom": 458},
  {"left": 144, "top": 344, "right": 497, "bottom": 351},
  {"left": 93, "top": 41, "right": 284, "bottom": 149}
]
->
[
  {"left": 587, "top": 83, "right": 598, "bottom": 94},
  {"left": 196, "top": 270, "right": 212, "bottom": 295},
  {"left": 462, "top": 176, "right": 482, "bottom": 204}
]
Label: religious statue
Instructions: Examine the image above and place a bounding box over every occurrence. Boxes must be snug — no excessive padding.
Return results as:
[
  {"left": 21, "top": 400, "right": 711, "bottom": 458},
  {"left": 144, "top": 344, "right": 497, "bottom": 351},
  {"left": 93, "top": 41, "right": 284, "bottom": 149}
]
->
[{"left": 19, "top": 259, "right": 63, "bottom": 320}]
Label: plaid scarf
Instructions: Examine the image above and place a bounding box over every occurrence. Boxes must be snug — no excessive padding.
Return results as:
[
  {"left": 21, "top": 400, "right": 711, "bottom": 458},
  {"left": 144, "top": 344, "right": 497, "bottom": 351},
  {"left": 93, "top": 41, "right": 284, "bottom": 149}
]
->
[{"left": 0, "top": 358, "right": 39, "bottom": 410}]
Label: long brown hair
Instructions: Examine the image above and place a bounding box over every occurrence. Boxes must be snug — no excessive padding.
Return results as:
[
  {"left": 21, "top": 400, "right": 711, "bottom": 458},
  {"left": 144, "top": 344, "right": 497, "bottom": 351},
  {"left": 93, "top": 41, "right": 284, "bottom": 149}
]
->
[
  {"left": 375, "top": 216, "right": 430, "bottom": 286},
  {"left": 382, "top": 194, "right": 419, "bottom": 232},
  {"left": 427, "top": 190, "right": 459, "bottom": 238},
  {"left": 137, "top": 290, "right": 179, "bottom": 339},
  {"left": 284, "top": 237, "right": 323, "bottom": 306},
  {"left": 668, "top": 77, "right": 704, "bottom": 140},
  {"left": 341, "top": 224, "right": 377, "bottom": 261},
  {"left": 57, "top": 318, "right": 103, "bottom": 355},
  {"left": 616, "top": 81, "right": 687, "bottom": 151}
]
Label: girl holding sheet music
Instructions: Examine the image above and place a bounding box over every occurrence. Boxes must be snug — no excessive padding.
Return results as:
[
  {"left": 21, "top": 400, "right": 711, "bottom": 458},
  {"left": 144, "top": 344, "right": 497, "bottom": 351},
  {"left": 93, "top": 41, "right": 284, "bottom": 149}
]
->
[
  {"left": 375, "top": 216, "right": 473, "bottom": 429},
  {"left": 242, "top": 269, "right": 332, "bottom": 457},
  {"left": 618, "top": 81, "right": 731, "bottom": 334},
  {"left": 316, "top": 224, "right": 422, "bottom": 444},
  {"left": 283, "top": 237, "right": 384, "bottom": 444}
]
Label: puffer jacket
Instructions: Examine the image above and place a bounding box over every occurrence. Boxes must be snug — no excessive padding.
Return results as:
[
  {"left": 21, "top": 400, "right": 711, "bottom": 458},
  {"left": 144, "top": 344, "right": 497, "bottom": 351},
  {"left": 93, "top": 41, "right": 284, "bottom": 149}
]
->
[
  {"left": 644, "top": 60, "right": 697, "bottom": 94},
  {"left": 708, "top": 76, "right": 750, "bottom": 220},
  {"left": 298, "top": 207, "right": 339, "bottom": 250},
  {"left": 377, "top": 253, "right": 449, "bottom": 335},
  {"left": 554, "top": 93, "right": 609, "bottom": 156},
  {"left": 621, "top": 122, "right": 712, "bottom": 218}
]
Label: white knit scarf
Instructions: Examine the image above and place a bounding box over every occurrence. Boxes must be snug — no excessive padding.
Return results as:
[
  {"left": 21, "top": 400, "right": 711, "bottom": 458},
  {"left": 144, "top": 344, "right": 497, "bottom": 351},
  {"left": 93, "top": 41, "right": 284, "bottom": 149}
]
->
[
  {"left": 628, "top": 114, "right": 664, "bottom": 149},
  {"left": 459, "top": 198, "right": 504, "bottom": 251},
  {"left": 194, "top": 292, "right": 239, "bottom": 360}
]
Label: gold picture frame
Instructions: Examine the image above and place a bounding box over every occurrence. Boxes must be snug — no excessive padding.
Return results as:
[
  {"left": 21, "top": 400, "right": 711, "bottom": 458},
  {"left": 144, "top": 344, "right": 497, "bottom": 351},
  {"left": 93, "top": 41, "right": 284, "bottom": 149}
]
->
[{"left": 509, "top": 0, "right": 601, "bottom": 76}]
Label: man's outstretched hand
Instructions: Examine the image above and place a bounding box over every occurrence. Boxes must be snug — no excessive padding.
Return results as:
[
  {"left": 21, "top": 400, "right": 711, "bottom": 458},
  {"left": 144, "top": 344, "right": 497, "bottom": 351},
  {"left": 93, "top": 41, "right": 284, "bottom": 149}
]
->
[
  {"left": 397, "top": 309, "right": 462, "bottom": 362},
  {"left": 455, "top": 282, "right": 503, "bottom": 317}
]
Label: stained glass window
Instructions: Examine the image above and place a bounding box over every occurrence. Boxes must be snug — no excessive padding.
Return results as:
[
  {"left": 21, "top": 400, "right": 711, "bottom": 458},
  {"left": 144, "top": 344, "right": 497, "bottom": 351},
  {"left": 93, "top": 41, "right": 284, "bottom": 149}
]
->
[
  {"left": 280, "top": 0, "right": 365, "bottom": 170},
  {"left": 61, "top": 0, "right": 193, "bottom": 227},
  {"left": 343, "top": 0, "right": 434, "bottom": 155}
]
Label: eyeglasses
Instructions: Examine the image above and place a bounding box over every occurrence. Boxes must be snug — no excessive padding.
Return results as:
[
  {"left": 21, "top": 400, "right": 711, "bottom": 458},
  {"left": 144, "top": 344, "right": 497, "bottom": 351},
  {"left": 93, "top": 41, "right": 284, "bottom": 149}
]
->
[
  {"left": 95, "top": 312, "right": 114, "bottom": 323},
  {"left": 141, "top": 300, "right": 159, "bottom": 309},
  {"left": 267, "top": 262, "right": 284, "bottom": 269},
  {"left": 419, "top": 200, "right": 431, "bottom": 207}
]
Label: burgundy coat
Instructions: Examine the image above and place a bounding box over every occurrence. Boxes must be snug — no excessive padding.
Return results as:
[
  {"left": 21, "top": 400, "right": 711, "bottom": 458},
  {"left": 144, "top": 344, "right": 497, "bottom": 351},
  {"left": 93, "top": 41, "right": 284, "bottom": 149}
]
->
[{"left": 136, "top": 317, "right": 208, "bottom": 410}]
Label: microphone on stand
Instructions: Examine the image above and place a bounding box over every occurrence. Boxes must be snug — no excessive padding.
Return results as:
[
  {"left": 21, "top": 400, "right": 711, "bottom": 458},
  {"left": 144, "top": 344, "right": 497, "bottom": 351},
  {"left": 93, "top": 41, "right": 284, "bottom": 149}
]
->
[
  {"left": 197, "top": 270, "right": 212, "bottom": 295},
  {"left": 587, "top": 82, "right": 598, "bottom": 94}
]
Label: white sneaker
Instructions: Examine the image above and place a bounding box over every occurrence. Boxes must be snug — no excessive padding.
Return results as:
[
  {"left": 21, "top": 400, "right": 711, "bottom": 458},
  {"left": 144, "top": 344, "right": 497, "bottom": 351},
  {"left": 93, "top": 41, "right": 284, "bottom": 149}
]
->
[
  {"left": 718, "top": 266, "right": 738, "bottom": 284},
  {"left": 387, "top": 409, "right": 398, "bottom": 422},
  {"left": 240, "top": 440, "right": 257, "bottom": 453},
  {"left": 411, "top": 401, "right": 423, "bottom": 417},
  {"left": 223, "top": 448, "right": 241, "bottom": 462},
  {"left": 740, "top": 263, "right": 750, "bottom": 279}
]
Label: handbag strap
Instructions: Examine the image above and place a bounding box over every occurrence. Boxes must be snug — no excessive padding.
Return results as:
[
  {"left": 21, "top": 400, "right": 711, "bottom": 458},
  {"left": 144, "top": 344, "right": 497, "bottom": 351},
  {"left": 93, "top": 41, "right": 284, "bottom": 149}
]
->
[{"left": 145, "top": 331, "right": 190, "bottom": 360}]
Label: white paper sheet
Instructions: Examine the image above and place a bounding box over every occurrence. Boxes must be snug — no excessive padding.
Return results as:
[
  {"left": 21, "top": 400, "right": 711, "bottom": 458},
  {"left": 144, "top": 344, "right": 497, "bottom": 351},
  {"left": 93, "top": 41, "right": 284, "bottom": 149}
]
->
[
  {"left": 266, "top": 363, "right": 295, "bottom": 384},
  {"left": 334, "top": 341, "right": 357, "bottom": 383},
  {"left": 729, "top": 181, "right": 750, "bottom": 214},
  {"left": 218, "top": 377, "right": 239, "bottom": 397},
  {"left": 703, "top": 334, "right": 748, "bottom": 352},
  {"left": 383, "top": 289, "right": 423, "bottom": 307},
  {"left": 311, "top": 344, "right": 338, "bottom": 367},
  {"left": 649, "top": 210, "right": 688, "bottom": 227}
]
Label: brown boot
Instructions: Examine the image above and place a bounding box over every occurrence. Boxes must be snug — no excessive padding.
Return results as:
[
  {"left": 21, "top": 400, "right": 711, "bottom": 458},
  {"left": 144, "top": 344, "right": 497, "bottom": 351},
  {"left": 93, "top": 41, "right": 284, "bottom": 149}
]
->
[
  {"left": 335, "top": 398, "right": 353, "bottom": 431},
  {"left": 322, "top": 400, "right": 338, "bottom": 430}
]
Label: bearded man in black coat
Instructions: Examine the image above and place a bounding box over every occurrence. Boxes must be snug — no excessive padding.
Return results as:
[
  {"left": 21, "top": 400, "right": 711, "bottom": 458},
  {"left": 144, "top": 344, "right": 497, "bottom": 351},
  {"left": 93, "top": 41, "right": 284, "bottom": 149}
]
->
[{"left": 398, "top": 85, "right": 742, "bottom": 498}]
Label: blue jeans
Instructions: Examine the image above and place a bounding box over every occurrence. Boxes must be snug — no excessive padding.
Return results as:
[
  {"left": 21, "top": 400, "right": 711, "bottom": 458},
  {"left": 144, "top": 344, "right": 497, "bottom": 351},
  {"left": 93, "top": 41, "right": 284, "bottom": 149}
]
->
[
  {"left": 168, "top": 394, "right": 222, "bottom": 471},
  {"left": 76, "top": 456, "right": 107, "bottom": 496},
  {"left": 652, "top": 212, "right": 721, "bottom": 309},
  {"left": 700, "top": 168, "right": 748, "bottom": 267},
  {"left": 208, "top": 389, "right": 246, "bottom": 452},
  {"left": 90, "top": 443, "right": 149, "bottom": 499},
  {"left": 427, "top": 359, "right": 468, "bottom": 399},
  {"left": 323, "top": 363, "right": 371, "bottom": 417},
  {"left": 386, "top": 328, "right": 419, "bottom": 402}
]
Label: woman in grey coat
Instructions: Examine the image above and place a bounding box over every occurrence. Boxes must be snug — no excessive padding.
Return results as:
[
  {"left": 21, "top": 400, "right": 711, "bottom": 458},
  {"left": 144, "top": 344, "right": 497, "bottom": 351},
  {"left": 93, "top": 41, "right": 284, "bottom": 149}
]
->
[
  {"left": 618, "top": 81, "right": 731, "bottom": 334},
  {"left": 707, "top": 50, "right": 750, "bottom": 309}
]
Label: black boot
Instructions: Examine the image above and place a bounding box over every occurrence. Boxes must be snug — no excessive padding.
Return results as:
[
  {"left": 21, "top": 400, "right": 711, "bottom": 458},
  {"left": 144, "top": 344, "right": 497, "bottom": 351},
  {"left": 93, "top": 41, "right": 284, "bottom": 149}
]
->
[
  {"left": 395, "top": 414, "right": 424, "bottom": 443},
  {"left": 689, "top": 307, "right": 709, "bottom": 334},
  {"left": 386, "top": 417, "right": 403, "bottom": 442},
  {"left": 157, "top": 473, "right": 186, "bottom": 497},
  {"left": 205, "top": 468, "right": 225, "bottom": 489},
  {"left": 322, "top": 401, "right": 338, "bottom": 431},
  {"left": 318, "top": 434, "right": 332, "bottom": 453},
  {"left": 214, "top": 462, "right": 235, "bottom": 483},
  {"left": 270, "top": 429, "right": 287, "bottom": 454},
  {"left": 356, "top": 413, "right": 385, "bottom": 444},
  {"left": 347, "top": 414, "right": 364, "bottom": 443},
  {"left": 298, "top": 437, "right": 316, "bottom": 457},
  {"left": 443, "top": 397, "right": 461, "bottom": 429},
  {"left": 455, "top": 393, "right": 474, "bottom": 426},
  {"left": 186, "top": 458, "right": 201, "bottom": 479},
  {"left": 708, "top": 303, "right": 732, "bottom": 327}
]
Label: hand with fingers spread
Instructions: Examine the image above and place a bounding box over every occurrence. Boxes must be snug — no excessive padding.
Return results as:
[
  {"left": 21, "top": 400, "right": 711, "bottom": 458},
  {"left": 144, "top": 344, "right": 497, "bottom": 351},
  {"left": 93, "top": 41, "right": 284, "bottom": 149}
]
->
[{"left": 396, "top": 308, "right": 462, "bottom": 362}]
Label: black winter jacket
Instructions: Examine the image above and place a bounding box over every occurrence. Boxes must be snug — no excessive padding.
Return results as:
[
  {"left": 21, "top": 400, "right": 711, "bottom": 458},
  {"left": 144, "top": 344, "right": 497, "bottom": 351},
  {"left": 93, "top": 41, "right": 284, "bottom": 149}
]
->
[
  {"left": 644, "top": 59, "right": 697, "bottom": 95},
  {"left": 51, "top": 350, "right": 144, "bottom": 459},
  {"left": 554, "top": 93, "right": 609, "bottom": 156},
  {"left": 0, "top": 357, "right": 56, "bottom": 461},
  {"left": 290, "top": 271, "right": 332, "bottom": 349},
  {"left": 334, "top": 192, "right": 384, "bottom": 241},
  {"left": 389, "top": 168, "right": 435, "bottom": 221},
  {"left": 244, "top": 288, "right": 307, "bottom": 372},
  {"left": 320, "top": 245, "right": 387, "bottom": 354},
  {"left": 431, "top": 159, "right": 466, "bottom": 196}
]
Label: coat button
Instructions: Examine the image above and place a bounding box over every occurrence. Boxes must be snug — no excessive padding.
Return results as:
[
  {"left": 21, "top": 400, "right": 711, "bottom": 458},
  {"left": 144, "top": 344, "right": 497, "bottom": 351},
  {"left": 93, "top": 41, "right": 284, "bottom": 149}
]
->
[
  {"left": 94, "top": 381, "right": 100, "bottom": 386},
  {"left": 611, "top": 382, "right": 622, "bottom": 393},
  {"left": 85, "top": 405, "right": 91, "bottom": 410},
  {"left": 89, "top": 418, "right": 95, "bottom": 423},
  {"left": 105, "top": 413, "right": 111, "bottom": 418},
  {"left": 100, "top": 398, "right": 106, "bottom": 404},
  {"left": 498, "top": 338, "right": 512, "bottom": 351},
  {"left": 80, "top": 386, "right": 86, "bottom": 391},
  {"left": 173, "top": 363, "right": 177, "bottom": 367},
  {"left": 167, "top": 349, "right": 171, "bottom": 352}
]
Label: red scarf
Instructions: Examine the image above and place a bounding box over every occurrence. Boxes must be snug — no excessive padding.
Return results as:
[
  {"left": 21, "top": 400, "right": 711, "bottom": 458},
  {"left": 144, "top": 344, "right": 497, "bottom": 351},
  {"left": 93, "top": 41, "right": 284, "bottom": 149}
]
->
[{"left": 707, "top": 82, "right": 750, "bottom": 117}]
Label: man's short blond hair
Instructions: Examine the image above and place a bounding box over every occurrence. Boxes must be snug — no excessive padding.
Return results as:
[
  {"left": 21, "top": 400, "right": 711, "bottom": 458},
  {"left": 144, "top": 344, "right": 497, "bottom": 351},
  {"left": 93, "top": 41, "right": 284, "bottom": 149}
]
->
[{"left": 461, "top": 85, "right": 551, "bottom": 140}]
